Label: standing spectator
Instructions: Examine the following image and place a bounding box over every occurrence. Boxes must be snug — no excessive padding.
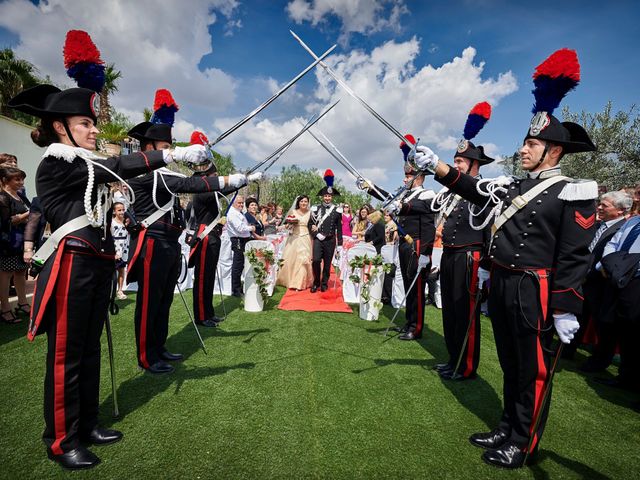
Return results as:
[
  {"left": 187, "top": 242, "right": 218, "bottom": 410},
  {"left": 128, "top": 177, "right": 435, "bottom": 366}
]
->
[
  {"left": 351, "top": 206, "right": 370, "bottom": 240},
  {"left": 0, "top": 167, "right": 30, "bottom": 323},
  {"left": 262, "top": 204, "right": 276, "bottom": 235},
  {"left": 273, "top": 204, "right": 284, "bottom": 231},
  {"left": 245, "top": 197, "right": 266, "bottom": 240},
  {"left": 341, "top": 203, "right": 353, "bottom": 238},
  {"left": 596, "top": 214, "right": 640, "bottom": 394},
  {"left": 0, "top": 153, "right": 18, "bottom": 167},
  {"left": 226, "top": 195, "right": 255, "bottom": 297},
  {"left": 384, "top": 212, "right": 398, "bottom": 245},
  {"left": 111, "top": 202, "right": 129, "bottom": 300},
  {"left": 364, "top": 211, "right": 385, "bottom": 253}
]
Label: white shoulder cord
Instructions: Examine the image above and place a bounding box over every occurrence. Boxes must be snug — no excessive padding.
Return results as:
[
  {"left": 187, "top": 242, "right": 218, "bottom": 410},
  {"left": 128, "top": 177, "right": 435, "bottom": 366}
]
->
[
  {"left": 77, "top": 151, "right": 136, "bottom": 232},
  {"left": 152, "top": 167, "right": 187, "bottom": 223},
  {"left": 430, "top": 188, "right": 452, "bottom": 213},
  {"left": 467, "top": 177, "right": 512, "bottom": 231}
]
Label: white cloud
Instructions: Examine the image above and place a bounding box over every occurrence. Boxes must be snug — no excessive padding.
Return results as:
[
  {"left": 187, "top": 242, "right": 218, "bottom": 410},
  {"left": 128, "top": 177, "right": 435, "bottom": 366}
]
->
[
  {"left": 286, "top": 0, "right": 409, "bottom": 44},
  {"left": 0, "top": 0, "right": 240, "bottom": 141},
  {"left": 230, "top": 38, "right": 518, "bottom": 191}
]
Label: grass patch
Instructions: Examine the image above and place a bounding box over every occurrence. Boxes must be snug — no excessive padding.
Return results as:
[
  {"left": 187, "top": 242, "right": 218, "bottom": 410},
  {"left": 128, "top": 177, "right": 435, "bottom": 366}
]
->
[{"left": 0, "top": 288, "right": 637, "bottom": 479}]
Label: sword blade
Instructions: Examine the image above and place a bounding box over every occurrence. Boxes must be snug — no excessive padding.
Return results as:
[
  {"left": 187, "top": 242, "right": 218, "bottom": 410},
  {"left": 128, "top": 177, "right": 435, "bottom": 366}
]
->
[
  {"left": 247, "top": 99, "right": 340, "bottom": 174},
  {"left": 212, "top": 43, "right": 337, "bottom": 146},
  {"left": 290, "top": 30, "right": 413, "bottom": 147}
]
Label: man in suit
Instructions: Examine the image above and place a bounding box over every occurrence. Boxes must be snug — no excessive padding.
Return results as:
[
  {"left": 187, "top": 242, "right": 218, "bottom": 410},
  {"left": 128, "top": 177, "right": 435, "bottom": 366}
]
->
[{"left": 564, "top": 191, "right": 633, "bottom": 366}]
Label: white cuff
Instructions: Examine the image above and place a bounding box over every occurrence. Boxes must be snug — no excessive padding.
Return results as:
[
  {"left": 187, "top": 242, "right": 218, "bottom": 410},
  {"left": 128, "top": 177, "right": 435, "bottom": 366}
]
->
[
  {"left": 217, "top": 176, "right": 225, "bottom": 189},
  {"left": 162, "top": 149, "right": 174, "bottom": 164}
]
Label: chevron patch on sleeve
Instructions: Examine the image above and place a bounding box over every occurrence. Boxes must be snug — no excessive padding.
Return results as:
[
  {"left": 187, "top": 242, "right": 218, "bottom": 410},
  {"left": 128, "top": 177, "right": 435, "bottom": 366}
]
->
[{"left": 575, "top": 211, "right": 595, "bottom": 229}]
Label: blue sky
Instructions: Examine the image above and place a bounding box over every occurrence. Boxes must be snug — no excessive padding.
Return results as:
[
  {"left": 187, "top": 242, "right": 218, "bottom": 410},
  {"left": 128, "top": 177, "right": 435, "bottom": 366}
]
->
[{"left": 1, "top": 0, "right": 638, "bottom": 191}]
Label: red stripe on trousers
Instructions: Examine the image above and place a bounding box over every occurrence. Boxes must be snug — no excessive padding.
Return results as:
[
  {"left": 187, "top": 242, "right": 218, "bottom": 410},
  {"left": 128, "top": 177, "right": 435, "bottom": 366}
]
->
[
  {"left": 139, "top": 238, "right": 155, "bottom": 368},
  {"left": 50, "top": 252, "right": 74, "bottom": 455},
  {"left": 198, "top": 225, "right": 208, "bottom": 321},
  {"left": 529, "top": 269, "right": 549, "bottom": 451},
  {"left": 126, "top": 230, "right": 147, "bottom": 283},
  {"left": 464, "top": 251, "right": 481, "bottom": 377},
  {"left": 414, "top": 240, "right": 424, "bottom": 337}
]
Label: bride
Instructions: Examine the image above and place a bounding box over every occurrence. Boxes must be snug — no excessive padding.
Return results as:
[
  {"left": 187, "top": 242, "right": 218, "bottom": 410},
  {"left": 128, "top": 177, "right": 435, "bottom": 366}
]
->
[{"left": 277, "top": 195, "right": 313, "bottom": 290}]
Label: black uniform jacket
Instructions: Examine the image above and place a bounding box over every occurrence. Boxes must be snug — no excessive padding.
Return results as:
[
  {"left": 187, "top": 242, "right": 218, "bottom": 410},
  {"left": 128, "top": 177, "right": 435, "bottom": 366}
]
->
[
  {"left": 437, "top": 167, "right": 597, "bottom": 314},
  {"left": 309, "top": 203, "right": 343, "bottom": 246},
  {"left": 440, "top": 191, "right": 491, "bottom": 253},
  {"left": 367, "top": 184, "right": 436, "bottom": 256},
  {"left": 127, "top": 169, "right": 223, "bottom": 282},
  {"left": 29, "top": 148, "right": 167, "bottom": 339}
]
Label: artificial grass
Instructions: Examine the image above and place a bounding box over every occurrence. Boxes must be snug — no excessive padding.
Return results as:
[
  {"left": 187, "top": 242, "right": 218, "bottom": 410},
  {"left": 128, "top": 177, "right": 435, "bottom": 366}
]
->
[{"left": 0, "top": 288, "right": 638, "bottom": 479}]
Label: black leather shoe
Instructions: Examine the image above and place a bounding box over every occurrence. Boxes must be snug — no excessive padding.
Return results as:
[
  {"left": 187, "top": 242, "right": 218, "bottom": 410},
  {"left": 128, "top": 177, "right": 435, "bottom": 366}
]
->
[
  {"left": 48, "top": 446, "right": 100, "bottom": 470},
  {"left": 196, "top": 319, "right": 219, "bottom": 328},
  {"left": 310, "top": 285, "right": 318, "bottom": 293},
  {"left": 146, "top": 361, "right": 175, "bottom": 374},
  {"left": 469, "top": 429, "right": 509, "bottom": 449},
  {"left": 433, "top": 363, "right": 452, "bottom": 371},
  {"left": 160, "top": 351, "right": 184, "bottom": 361},
  {"left": 482, "top": 441, "right": 534, "bottom": 469},
  {"left": 320, "top": 285, "right": 328, "bottom": 292},
  {"left": 392, "top": 325, "right": 408, "bottom": 333},
  {"left": 82, "top": 427, "right": 123, "bottom": 446},
  {"left": 398, "top": 331, "right": 421, "bottom": 341}
]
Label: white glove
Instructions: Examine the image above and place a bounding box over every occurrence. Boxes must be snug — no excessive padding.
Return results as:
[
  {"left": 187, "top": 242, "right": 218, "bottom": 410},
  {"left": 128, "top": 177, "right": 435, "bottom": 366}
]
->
[
  {"left": 477, "top": 267, "right": 490, "bottom": 287},
  {"left": 172, "top": 145, "right": 208, "bottom": 164},
  {"left": 553, "top": 312, "right": 580, "bottom": 344},
  {"left": 247, "top": 172, "right": 263, "bottom": 182},
  {"left": 227, "top": 173, "right": 248, "bottom": 189},
  {"left": 418, "top": 254, "right": 430, "bottom": 269},
  {"left": 316, "top": 233, "right": 326, "bottom": 241},
  {"left": 356, "top": 177, "right": 371, "bottom": 191},
  {"left": 386, "top": 200, "right": 401, "bottom": 215},
  {"left": 410, "top": 145, "right": 439, "bottom": 172}
]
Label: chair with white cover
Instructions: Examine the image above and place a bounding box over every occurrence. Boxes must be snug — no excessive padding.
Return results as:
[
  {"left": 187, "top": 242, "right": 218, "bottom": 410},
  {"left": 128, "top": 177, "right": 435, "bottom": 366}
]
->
[
  {"left": 342, "top": 243, "right": 377, "bottom": 304},
  {"left": 243, "top": 240, "right": 275, "bottom": 312},
  {"left": 381, "top": 244, "right": 405, "bottom": 308}
]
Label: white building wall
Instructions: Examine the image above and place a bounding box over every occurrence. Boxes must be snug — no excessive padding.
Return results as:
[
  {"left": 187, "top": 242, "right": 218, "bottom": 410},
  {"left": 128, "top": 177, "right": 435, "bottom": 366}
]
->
[{"left": 0, "top": 114, "right": 44, "bottom": 199}]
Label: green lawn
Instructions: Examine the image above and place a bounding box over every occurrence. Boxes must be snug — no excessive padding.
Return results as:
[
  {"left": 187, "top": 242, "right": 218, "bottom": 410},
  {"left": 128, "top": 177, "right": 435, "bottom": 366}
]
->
[{"left": 0, "top": 287, "right": 638, "bottom": 479}]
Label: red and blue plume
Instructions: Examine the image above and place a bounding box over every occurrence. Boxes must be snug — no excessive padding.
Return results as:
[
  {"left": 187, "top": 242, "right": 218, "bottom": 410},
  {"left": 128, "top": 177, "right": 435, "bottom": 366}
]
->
[
  {"left": 531, "top": 48, "right": 580, "bottom": 115},
  {"left": 63, "top": 30, "right": 105, "bottom": 93},
  {"left": 190, "top": 131, "right": 208, "bottom": 145},
  {"left": 400, "top": 133, "right": 415, "bottom": 161},
  {"left": 151, "top": 89, "right": 179, "bottom": 126},
  {"left": 463, "top": 102, "right": 491, "bottom": 140},
  {"left": 324, "top": 169, "right": 334, "bottom": 187}
]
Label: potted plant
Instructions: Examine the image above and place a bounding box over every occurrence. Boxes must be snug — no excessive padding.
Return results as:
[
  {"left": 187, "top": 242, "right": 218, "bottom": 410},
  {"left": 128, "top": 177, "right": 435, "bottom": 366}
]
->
[
  {"left": 98, "top": 122, "right": 128, "bottom": 156},
  {"left": 244, "top": 247, "right": 282, "bottom": 312},
  {"left": 348, "top": 254, "right": 392, "bottom": 321}
]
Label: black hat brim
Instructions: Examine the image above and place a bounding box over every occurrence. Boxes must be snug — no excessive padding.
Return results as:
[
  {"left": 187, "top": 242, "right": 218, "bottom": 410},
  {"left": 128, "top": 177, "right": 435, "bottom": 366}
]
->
[
  {"left": 317, "top": 186, "right": 340, "bottom": 196},
  {"left": 454, "top": 142, "right": 495, "bottom": 165},
  {"left": 7, "top": 85, "right": 62, "bottom": 117},
  {"left": 128, "top": 122, "right": 172, "bottom": 143}
]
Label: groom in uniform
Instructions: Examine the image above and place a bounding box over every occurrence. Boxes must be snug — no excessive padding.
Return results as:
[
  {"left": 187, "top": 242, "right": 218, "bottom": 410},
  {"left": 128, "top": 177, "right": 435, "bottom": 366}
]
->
[{"left": 310, "top": 169, "right": 343, "bottom": 292}]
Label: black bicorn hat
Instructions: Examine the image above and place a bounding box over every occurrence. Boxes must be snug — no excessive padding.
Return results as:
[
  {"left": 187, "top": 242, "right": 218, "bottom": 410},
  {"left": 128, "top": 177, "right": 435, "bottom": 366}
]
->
[
  {"left": 525, "top": 49, "right": 596, "bottom": 154},
  {"left": 400, "top": 134, "right": 420, "bottom": 175},
  {"left": 454, "top": 102, "right": 494, "bottom": 165},
  {"left": 128, "top": 122, "right": 173, "bottom": 144},
  {"left": 317, "top": 169, "right": 340, "bottom": 196},
  {"left": 8, "top": 85, "right": 101, "bottom": 123}
]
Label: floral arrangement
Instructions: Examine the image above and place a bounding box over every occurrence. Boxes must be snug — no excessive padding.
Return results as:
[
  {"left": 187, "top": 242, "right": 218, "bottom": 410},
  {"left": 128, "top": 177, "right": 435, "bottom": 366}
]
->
[
  {"left": 245, "top": 247, "right": 283, "bottom": 302},
  {"left": 348, "top": 254, "right": 392, "bottom": 304}
]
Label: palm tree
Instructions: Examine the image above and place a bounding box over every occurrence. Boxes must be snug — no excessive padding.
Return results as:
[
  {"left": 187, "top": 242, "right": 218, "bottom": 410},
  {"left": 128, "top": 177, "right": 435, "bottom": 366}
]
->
[
  {"left": 0, "top": 48, "right": 40, "bottom": 119},
  {"left": 142, "top": 107, "right": 153, "bottom": 122},
  {"left": 98, "top": 63, "right": 122, "bottom": 126}
]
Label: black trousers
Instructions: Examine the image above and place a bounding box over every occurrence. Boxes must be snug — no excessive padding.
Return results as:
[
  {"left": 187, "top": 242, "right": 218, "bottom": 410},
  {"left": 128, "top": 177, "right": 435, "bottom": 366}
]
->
[
  {"left": 617, "top": 277, "right": 640, "bottom": 388},
  {"left": 398, "top": 241, "right": 427, "bottom": 337},
  {"left": 231, "top": 237, "right": 249, "bottom": 296},
  {"left": 134, "top": 237, "right": 181, "bottom": 368},
  {"left": 488, "top": 266, "right": 555, "bottom": 450},
  {"left": 192, "top": 234, "right": 221, "bottom": 321},
  {"left": 42, "top": 250, "right": 113, "bottom": 455},
  {"left": 312, "top": 237, "right": 336, "bottom": 288},
  {"left": 440, "top": 250, "right": 481, "bottom": 376}
]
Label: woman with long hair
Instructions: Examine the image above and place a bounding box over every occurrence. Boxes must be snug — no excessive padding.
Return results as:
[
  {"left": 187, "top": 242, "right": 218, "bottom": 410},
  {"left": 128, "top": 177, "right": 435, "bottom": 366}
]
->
[
  {"left": 277, "top": 195, "right": 313, "bottom": 290},
  {"left": 351, "top": 206, "right": 370, "bottom": 240},
  {"left": 341, "top": 203, "right": 353, "bottom": 237}
]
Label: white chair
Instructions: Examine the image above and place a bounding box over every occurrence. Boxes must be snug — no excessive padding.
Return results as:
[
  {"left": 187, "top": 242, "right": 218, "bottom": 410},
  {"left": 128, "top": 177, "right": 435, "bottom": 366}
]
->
[
  {"left": 381, "top": 244, "right": 405, "bottom": 308},
  {"left": 342, "top": 243, "right": 377, "bottom": 304}
]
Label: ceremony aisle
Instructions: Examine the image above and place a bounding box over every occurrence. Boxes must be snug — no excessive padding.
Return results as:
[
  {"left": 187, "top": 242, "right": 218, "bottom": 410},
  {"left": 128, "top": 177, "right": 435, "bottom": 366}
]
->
[{"left": 277, "top": 268, "right": 352, "bottom": 313}]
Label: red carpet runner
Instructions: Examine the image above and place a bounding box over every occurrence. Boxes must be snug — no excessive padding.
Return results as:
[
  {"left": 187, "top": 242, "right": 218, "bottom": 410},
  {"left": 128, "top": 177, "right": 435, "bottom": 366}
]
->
[{"left": 277, "top": 269, "right": 353, "bottom": 313}]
